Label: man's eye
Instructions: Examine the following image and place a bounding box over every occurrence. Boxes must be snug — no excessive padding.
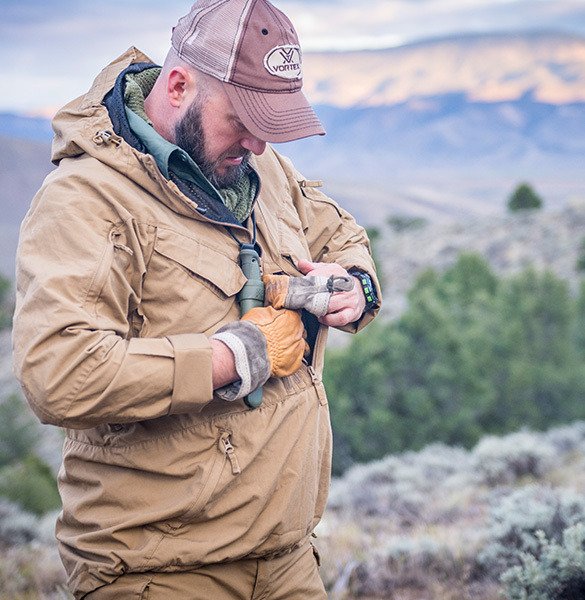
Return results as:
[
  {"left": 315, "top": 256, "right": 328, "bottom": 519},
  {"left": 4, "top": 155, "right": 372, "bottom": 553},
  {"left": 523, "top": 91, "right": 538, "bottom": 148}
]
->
[{"left": 232, "top": 120, "right": 246, "bottom": 133}]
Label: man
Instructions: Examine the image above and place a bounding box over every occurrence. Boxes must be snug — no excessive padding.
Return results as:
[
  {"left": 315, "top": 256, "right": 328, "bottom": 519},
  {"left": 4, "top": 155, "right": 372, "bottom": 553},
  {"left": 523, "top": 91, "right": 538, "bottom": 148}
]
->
[{"left": 12, "top": 0, "right": 380, "bottom": 598}]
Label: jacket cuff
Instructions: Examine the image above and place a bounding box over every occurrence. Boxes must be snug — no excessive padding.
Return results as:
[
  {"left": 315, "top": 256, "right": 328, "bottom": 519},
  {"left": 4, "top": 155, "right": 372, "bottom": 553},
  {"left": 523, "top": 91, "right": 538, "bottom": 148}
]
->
[
  {"left": 337, "top": 261, "right": 382, "bottom": 334},
  {"left": 166, "top": 333, "right": 213, "bottom": 413}
]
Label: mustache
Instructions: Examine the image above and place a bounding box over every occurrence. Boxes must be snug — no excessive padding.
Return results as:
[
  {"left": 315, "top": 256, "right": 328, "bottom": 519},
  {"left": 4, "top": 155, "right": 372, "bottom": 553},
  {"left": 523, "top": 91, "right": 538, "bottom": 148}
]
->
[{"left": 220, "top": 148, "right": 252, "bottom": 161}]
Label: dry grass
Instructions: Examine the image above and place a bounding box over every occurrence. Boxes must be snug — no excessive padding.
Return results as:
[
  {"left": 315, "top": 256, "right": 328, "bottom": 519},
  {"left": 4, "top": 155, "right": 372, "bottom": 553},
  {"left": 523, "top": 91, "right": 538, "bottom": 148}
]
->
[
  {"left": 314, "top": 422, "right": 585, "bottom": 599},
  {"left": 3, "top": 422, "right": 585, "bottom": 599}
]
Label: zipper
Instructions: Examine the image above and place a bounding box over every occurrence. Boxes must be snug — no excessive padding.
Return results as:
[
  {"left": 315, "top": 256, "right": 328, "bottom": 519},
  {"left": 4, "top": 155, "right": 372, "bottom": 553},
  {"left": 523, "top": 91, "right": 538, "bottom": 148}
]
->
[
  {"left": 307, "top": 364, "right": 328, "bottom": 406},
  {"left": 220, "top": 433, "right": 242, "bottom": 475},
  {"left": 83, "top": 229, "right": 116, "bottom": 311},
  {"left": 84, "top": 229, "right": 136, "bottom": 312},
  {"left": 112, "top": 234, "right": 134, "bottom": 256},
  {"left": 172, "top": 431, "right": 241, "bottom": 527}
]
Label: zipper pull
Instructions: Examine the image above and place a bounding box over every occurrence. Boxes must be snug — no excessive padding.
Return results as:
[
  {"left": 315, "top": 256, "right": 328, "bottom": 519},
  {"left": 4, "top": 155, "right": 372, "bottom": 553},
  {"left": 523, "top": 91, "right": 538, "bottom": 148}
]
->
[
  {"left": 222, "top": 435, "right": 242, "bottom": 475},
  {"left": 93, "top": 130, "right": 122, "bottom": 147},
  {"left": 110, "top": 231, "right": 134, "bottom": 255},
  {"left": 307, "top": 365, "right": 328, "bottom": 406},
  {"left": 298, "top": 179, "right": 323, "bottom": 189}
]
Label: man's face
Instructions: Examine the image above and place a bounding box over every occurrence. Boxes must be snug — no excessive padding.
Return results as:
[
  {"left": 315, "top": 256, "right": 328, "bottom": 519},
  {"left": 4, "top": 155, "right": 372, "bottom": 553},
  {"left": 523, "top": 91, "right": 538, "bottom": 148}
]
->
[{"left": 175, "top": 86, "right": 266, "bottom": 188}]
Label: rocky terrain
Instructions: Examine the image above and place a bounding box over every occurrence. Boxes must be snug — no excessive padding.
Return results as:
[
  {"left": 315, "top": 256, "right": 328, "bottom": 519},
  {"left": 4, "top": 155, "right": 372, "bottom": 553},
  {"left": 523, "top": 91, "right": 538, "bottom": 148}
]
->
[{"left": 378, "top": 201, "right": 585, "bottom": 319}]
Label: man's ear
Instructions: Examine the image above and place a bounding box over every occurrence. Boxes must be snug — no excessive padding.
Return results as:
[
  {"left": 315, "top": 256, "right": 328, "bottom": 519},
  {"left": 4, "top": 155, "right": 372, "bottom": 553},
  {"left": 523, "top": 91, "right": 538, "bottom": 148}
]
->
[{"left": 166, "top": 66, "right": 192, "bottom": 108}]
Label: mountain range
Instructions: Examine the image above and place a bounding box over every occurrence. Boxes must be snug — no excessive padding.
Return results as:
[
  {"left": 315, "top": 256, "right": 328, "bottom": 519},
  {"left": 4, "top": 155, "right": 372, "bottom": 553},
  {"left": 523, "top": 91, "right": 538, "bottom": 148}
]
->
[
  {"left": 279, "top": 31, "right": 585, "bottom": 223},
  {"left": 1, "top": 31, "right": 585, "bottom": 277},
  {"left": 302, "top": 31, "right": 585, "bottom": 107}
]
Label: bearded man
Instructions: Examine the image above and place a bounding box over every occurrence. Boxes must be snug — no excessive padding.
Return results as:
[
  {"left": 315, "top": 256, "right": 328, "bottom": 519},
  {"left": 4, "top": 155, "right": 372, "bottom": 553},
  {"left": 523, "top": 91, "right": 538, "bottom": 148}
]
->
[{"left": 13, "top": 1, "right": 380, "bottom": 598}]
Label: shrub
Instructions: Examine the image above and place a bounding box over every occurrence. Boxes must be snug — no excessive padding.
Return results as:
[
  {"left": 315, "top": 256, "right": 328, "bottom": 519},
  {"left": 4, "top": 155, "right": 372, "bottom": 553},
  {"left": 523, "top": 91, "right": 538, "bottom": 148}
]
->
[
  {"left": 576, "top": 238, "right": 585, "bottom": 273},
  {"left": 472, "top": 431, "right": 557, "bottom": 486},
  {"left": 502, "top": 523, "right": 585, "bottom": 600},
  {"left": 0, "top": 502, "right": 67, "bottom": 598},
  {"left": 0, "top": 544, "right": 70, "bottom": 599},
  {"left": 387, "top": 215, "right": 428, "bottom": 232},
  {"left": 544, "top": 421, "right": 585, "bottom": 455},
  {"left": 0, "top": 394, "right": 61, "bottom": 517},
  {"left": 0, "top": 499, "right": 39, "bottom": 546},
  {"left": 0, "top": 454, "right": 61, "bottom": 516},
  {"left": 325, "top": 253, "right": 585, "bottom": 471},
  {"left": 348, "top": 536, "right": 464, "bottom": 598},
  {"left": 329, "top": 444, "right": 470, "bottom": 524},
  {"left": 476, "top": 486, "right": 585, "bottom": 578},
  {"left": 0, "top": 395, "right": 40, "bottom": 468},
  {"left": 329, "top": 456, "right": 425, "bottom": 524},
  {"left": 507, "top": 183, "right": 543, "bottom": 211},
  {"left": 0, "top": 274, "right": 12, "bottom": 330}
]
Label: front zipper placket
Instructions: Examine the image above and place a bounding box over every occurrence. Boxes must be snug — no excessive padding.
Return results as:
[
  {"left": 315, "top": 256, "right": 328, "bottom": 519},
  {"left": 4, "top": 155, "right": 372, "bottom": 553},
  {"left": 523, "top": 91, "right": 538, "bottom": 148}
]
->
[{"left": 306, "top": 325, "right": 328, "bottom": 406}]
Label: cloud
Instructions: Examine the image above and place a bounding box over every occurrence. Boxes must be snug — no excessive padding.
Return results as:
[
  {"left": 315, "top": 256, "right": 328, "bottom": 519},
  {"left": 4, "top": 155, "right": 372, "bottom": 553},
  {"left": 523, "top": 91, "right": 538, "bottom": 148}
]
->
[
  {"left": 1, "top": 0, "right": 585, "bottom": 113},
  {"left": 274, "top": 0, "right": 585, "bottom": 50}
]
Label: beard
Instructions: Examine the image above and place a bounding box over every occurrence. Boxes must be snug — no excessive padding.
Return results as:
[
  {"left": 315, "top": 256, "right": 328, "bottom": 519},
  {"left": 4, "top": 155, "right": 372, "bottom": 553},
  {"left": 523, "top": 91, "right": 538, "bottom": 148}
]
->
[{"left": 174, "top": 97, "right": 251, "bottom": 189}]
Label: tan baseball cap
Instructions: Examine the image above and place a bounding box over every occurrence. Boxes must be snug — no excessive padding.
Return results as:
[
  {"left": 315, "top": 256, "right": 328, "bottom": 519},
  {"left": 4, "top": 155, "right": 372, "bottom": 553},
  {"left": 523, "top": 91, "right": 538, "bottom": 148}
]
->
[{"left": 171, "top": 0, "right": 326, "bottom": 143}]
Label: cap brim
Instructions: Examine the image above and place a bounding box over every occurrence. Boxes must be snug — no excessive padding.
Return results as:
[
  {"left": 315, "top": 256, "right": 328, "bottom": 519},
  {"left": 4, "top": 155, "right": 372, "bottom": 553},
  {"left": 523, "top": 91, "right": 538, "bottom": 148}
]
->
[{"left": 223, "top": 83, "right": 326, "bottom": 144}]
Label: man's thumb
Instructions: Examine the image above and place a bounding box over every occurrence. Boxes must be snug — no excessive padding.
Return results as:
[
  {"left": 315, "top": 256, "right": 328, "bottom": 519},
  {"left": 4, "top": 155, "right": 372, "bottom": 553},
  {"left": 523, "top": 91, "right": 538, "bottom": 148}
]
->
[{"left": 297, "top": 259, "right": 316, "bottom": 275}]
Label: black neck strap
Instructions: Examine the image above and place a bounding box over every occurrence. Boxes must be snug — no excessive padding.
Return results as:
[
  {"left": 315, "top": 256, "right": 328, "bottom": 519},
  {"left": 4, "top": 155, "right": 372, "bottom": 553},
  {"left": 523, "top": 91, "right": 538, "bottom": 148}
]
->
[{"left": 226, "top": 210, "right": 262, "bottom": 256}]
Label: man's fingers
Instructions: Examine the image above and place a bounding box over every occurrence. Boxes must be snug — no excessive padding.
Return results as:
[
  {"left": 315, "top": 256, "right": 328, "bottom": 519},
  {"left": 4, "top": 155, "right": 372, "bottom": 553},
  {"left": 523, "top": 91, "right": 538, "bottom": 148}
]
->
[
  {"left": 327, "top": 291, "right": 360, "bottom": 313},
  {"left": 318, "top": 307, "right": 357, "bottom": 327}
]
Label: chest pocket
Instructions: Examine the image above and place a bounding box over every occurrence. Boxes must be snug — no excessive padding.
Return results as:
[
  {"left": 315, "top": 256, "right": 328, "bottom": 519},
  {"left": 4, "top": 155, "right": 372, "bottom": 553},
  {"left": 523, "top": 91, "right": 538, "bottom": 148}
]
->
[
  {"left": 278, "top": 210, "right": 309, "bottom": 272},
  {"left": 144, "top": 228, "right": 247, "bottom": 335}
]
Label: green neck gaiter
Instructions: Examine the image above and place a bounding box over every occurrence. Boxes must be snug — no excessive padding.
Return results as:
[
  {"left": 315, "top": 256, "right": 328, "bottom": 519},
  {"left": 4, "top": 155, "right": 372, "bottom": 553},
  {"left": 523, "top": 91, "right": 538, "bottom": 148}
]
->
[{"left": 124, "top": 68, "right": 256, "bottom": 222}]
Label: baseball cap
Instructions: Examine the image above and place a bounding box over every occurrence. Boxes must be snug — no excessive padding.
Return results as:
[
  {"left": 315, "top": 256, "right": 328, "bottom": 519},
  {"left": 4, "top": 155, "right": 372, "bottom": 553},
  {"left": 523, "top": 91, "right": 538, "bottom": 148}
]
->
[{"left": 171, "top": 0, "right": 326, "bottom": 143}]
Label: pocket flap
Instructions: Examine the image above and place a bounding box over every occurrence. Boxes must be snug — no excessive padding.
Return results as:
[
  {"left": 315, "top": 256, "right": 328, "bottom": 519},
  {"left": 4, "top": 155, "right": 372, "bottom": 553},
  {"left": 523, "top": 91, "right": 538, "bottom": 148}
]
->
[{"left": 155, "top": 228, "right": 246, "bottom": 297}]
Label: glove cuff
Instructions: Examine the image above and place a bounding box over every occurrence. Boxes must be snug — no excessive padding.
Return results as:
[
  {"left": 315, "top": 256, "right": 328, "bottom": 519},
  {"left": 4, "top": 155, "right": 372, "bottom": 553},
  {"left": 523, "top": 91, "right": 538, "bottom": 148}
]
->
[{"left": 211, "top": 321, "right": 271, "bottom": 402}]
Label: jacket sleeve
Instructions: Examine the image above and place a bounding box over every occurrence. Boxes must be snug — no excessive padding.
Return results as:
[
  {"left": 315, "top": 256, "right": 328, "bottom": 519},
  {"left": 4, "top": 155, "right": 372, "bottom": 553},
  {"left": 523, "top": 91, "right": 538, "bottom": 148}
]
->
[
  {"left": 274, "top": 151, "right": 382, "bottom": 333},
  {"left": 12, "top": 171, "right": 213, "bottom": 430}
]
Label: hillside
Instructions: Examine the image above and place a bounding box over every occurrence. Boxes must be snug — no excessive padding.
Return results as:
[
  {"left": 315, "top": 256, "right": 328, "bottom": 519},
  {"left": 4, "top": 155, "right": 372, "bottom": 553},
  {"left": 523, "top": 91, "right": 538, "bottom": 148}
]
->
[
  {"left": 0, "top": 136, "right": 52, "bottom": 278},
  {"left": 284, "top": 32, "right": 585, "bottom": 223},
  {"left": 282, "top": 32, "right": 585, "bottom": 222},
  {"left": 378, "top": 201, "right": 585, "bottom": 318},
  {"left": 279, "top": 96, "right": 585, "bottom": 224}
]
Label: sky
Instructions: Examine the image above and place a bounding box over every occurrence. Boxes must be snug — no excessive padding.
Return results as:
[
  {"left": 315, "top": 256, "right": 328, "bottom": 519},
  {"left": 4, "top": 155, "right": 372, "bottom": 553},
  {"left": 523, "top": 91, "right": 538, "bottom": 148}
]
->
[{"left": 2, "top": 0, "right": 585, "bottom": 115}]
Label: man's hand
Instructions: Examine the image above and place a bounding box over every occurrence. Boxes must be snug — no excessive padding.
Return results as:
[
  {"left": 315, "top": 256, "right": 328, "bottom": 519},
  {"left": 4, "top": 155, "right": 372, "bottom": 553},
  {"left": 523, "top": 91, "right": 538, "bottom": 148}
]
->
[
  {"left": 263, "top": 272, "right": 353, "bottom": 317},
  {"left": 210, "top": 338, "right": 239, "bottom": 390},
  {"left": 211, "top": 307, "right": 307, "bottom": 402},
  {"left": 297, "top": 259, "right": 366, "bottom": 327}
]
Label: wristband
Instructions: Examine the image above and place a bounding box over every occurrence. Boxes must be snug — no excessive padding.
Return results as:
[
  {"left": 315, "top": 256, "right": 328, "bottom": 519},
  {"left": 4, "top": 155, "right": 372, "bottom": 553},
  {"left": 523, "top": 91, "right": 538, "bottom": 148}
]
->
[{"left": 349, "top": 269, "right": 378, "bottom": 312}]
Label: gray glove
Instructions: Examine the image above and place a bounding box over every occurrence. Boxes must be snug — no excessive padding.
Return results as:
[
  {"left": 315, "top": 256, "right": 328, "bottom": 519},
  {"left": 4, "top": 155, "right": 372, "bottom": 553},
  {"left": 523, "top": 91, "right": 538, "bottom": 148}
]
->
[{"left": 263, "top": 273, "right": 354, "bottom": 317}]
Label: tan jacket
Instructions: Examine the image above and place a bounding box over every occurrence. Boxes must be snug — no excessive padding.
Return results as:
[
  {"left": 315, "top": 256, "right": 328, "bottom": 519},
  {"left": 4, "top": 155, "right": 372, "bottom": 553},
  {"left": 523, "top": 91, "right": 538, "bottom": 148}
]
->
[{"left": 12, "top": 48, "right": 380, "bottom": 597}]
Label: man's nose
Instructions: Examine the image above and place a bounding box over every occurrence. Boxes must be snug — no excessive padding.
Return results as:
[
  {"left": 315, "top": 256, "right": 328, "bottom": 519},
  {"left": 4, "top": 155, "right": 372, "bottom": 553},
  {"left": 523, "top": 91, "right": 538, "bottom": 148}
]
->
[{"left": 240, "top": 135, "right": 267, "bottom": 156}]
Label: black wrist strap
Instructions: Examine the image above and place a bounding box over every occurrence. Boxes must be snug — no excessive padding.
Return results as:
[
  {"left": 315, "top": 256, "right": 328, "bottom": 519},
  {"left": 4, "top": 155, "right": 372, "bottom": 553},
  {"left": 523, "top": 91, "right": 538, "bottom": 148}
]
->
[{"left": 348, "top": 269, "right": 378, "bottom": 312}]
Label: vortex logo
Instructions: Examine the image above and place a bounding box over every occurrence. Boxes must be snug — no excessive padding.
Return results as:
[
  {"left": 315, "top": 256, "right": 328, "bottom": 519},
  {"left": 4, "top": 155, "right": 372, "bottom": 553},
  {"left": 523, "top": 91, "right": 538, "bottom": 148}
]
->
[{"left": 263, "top": 45, "right": 302, "bottom": 80}]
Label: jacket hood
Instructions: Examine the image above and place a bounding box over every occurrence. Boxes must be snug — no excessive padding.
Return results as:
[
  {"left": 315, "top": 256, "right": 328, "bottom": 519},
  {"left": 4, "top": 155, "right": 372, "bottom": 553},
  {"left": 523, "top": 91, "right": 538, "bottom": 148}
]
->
[
  {"left": 50, "top": 47, "right": 210, "bottom": 220},
  {"left": 52, "top": 47, "right": 151, "bottom": 164}
]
